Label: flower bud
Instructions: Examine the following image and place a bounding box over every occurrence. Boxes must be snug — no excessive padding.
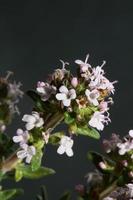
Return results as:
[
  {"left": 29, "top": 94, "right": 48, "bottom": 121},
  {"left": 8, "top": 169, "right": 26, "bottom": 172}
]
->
[
  {"left": 99, "top": 162, "right": 107, "bottom": 169},
  {"left": 71, "top": 77, "right": 78, "bottom": 88}
]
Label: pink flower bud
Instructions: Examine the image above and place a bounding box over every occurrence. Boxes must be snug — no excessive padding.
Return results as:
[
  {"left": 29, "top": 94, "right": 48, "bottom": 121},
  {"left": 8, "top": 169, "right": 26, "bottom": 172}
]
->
[
  {"left": 99, "top": 162, "right": 107, "bottom": 169},
  {"left": 71, "top": 77, "right": 78, "bottom": 88},
  {"left": 99, "top": 101, "right": 108, "bottom": 112}
]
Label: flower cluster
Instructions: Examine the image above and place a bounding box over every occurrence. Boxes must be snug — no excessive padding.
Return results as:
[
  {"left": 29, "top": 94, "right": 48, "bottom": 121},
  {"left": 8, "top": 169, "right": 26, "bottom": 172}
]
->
[
  {"left": 36, "top": 54, "right": 115, "bottom": 131},
  {"left": 13, "top": 55, "right": 116, "bottom": 164},
  {"left": 0, "top": 71, "right": 23, "bottom": 132}
]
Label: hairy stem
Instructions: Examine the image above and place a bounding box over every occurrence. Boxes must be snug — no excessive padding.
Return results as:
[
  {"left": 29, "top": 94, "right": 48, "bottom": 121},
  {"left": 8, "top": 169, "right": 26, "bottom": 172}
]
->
[{"left": 99, "top": 180, "right": 118, "bottom": 200}]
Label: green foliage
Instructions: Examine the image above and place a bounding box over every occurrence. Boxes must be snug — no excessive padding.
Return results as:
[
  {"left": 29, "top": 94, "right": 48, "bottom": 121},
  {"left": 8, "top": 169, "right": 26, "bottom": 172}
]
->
[
  {"left": 0, "top": 189, "right": 23, "bottom": 200},
  {"left": 77, "top": 125, "right": 100, "bottom": 139},
  {"left": 31, "top": 149, "right": 43, "bottom": 171},
  {"left": 64, "top": 112, "right": 75, "bottom": 125},
  {"left": 15, "top": 164, "right": 55, "bottom": 181},
  {"left": 49, "top": 132, "right": 64, "bottom": 145}
]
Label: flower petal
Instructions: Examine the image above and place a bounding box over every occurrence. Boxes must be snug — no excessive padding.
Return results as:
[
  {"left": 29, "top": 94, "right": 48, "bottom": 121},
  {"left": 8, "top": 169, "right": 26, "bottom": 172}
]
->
[
  {"left": 66, "top": 148, "right": 74, "bottom": 157},
  {"left": 63, "top": 99, "right": 71, "bottom": 107},
  {"left": 57, "top": 145, "right": 65, "bottom": 155},
  {"left": 59, "top": 86, "right": 68, "bottom": 94},
  {"left": 25, "top": 123, "right": 35, "bottom": 130},
  {"left": 56, "top": 93, "right": 67, "bottom": 101},
  {"left": 22, "top": 115, "right": 36, "bottom": 124}
]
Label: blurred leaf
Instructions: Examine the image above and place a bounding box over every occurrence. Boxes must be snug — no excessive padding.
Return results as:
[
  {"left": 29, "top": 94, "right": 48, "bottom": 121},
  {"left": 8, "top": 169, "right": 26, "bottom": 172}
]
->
[
  {"left": 77, "top": 125, "right": 100, "bottom": 139},
  {"left": 31, "top": 149, "right": 43, "bottom": 171},
  {"left": 87, "top": 151, "right": 115, "bottom": 173},
  {"left": 15, "top": 168, "right": 23, "bottom": 182},
  {"left": 36, "top": 186, "right": 48, "bottom": 200},
  {"left": 59, "top": 191, "right": 71, "bottom": 200},
  {"left": 0, "top": 189, "right": 23, "bottom": 200}
]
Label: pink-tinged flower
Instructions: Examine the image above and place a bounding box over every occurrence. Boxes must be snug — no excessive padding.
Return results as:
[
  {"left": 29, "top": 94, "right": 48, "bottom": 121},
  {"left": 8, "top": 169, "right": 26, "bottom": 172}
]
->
[
  {"left": 22, "top": 111, "right": 44, "bottom": 130},
  {"left": 36, "top": 81, "right": 56, "bottom": 101},
  {"left": 17, "top": 144, "right": 36, "bottom": 164},
  {"left": 89, "top": 111, "right": 110, "bottom": 131},
  {"left": 117, "top": 137, "right": 133, "bottom": 156},
  {"left": 13, "top": 129, "right": 29, "bottom": 146},
  {"left": 57, "top": 136, "right": 74, "bottom": 157},
  {"left": 75, "top": 54, "right": 91, "bottom": 73},
  {"left": 99, "top": 161, "right": 107, "bottom": 169},
  {"left": 126, "top": 183, "right": 133, "bottom": 197},
  {"left": 71, "top": 77, "right": 78, "bottom": 88},
  {"left": 129, "top": 130, "right": 133, "bottom": 138},
  {"left": 99, "top": 101, "right": 109, "bottom": 112},
  {"left": 103, "top": 134, "right": 122, "bottom": 153},
  {"left": 56, "top": 85, "right": 76, "bottom": 107},
  {"left": 85, "top": 89, "right": 100, "bottom": 106}
]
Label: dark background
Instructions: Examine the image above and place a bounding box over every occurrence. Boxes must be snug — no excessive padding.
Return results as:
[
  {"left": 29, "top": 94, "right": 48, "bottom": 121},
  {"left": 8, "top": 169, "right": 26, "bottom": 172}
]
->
[{"left": 0, "top": 0, "right": 133, "bottom": 199}]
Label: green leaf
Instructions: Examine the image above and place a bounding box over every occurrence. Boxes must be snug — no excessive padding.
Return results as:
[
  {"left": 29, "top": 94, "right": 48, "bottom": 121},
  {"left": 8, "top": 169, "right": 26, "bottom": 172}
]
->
[
  {"left": 64, "top": 112, "right": 75, "bottom": 125},
  {"left": 87, "top": 151, "right": 115, "bottom": 173},
  {"left": 0, "top": 189, "right": 23, "bottom": 200},
  {"left": 15, "top": 164, "right": 55, "bottom": 180},
  {"left": 31, "top": 149, "right": 43, "bottom": 171},
  {"left": 77, "top": 125, "right": 100, "bottom": 139},
  {"left": 22, "top": 166, "right": 55, "bottom": 179},
  {"left": 59, "top": 191, "right": 71, "bottom": 200},
  {"left": 49, "top": 132, "right": 64, "bottom": 145},
  {"left": 15, "top": 168, "right": 23, "bottom": 182}
]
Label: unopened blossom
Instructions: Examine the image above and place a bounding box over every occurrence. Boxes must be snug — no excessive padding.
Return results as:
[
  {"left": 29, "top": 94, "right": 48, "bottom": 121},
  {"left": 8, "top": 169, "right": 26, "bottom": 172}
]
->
[
  {"left": 57, "top": 136, "right": 74, "bottom": 157},
  {"left": 71, "top": 77, "right": 78, "bottom": 88},
  {"left": 129, "top": 130, "right": 133, "bottom": 138},
  {"left": 99, "top": 161, "right": 107, "bottom": 169},
  {"left": 75, "top": 54, "right": 91, "bottom": 73},
  {"left": 56, "top": 85, "right": 76, "bottom": 107},
  {"left": 36, "top": 81, "right": 56, "bottom": 101},
  {"left": 126, "top": 183, "right": 133, "bottom": 197},
  {"left": 13, "top": 128, "right": 29, "bottom": 146},
  {"left": 89, "top": 111, "right": 110, "bottom": 131},
  {"left": 22, "top": 111, "right": 44, "bottom": 130},
  {"left": 17, "top": 144, "right": 36, "bottom": 164},
  {"left": 85, "top": 89, "right": 100, "bottom": 106}
]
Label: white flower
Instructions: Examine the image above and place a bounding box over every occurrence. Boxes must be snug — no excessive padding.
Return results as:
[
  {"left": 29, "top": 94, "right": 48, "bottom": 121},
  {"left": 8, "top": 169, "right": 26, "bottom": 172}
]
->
[
  {"left": 127, "top": 183, "right": 133, "bottom": 197},
  {"left": 17, "top": 144, "right": 36, "bottom": 163},
  {"left": 57, "top": 136, "right": 74, "bottom": 157},
  {"left": 56, "top": 85, "right": 76, "bottom": 107},
  {"left": 22, "top": 111, "right": 44, "bottom": 130},
  {"left": 36, "top": 81, "right": 56, "bottom": 101},
  {"left": 129, "top": 130, "right": 133, "bottom": 138},
  {"left": 75, "top": 54, "right": 91, "bottom": 72},
  {"left": 85, "top": 89, "right": 100, "bottom": 106},
  {"left": 13, "top": 129, "right": 29, "bottom": 146},
  {"left": 89, "top": 111, "right": 110, "bottom": 131},
  {"left": 117, "top": 140, "right": 133, "bottom": 155}
]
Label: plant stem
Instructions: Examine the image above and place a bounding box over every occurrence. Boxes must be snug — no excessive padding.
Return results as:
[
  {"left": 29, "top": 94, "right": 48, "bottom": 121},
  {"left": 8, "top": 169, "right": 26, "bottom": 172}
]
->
[{"left": 99, "top": 180, "right": 118, "bottom": 200}]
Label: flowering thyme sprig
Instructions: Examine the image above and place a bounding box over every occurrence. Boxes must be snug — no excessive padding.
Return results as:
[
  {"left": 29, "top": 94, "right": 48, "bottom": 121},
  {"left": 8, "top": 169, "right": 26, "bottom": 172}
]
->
[
  {"left": 12, "top": 54, "right": 116, "bottom": 168},
  {"left": 75, "top": 130, "right": 133, "bottom": 200}
]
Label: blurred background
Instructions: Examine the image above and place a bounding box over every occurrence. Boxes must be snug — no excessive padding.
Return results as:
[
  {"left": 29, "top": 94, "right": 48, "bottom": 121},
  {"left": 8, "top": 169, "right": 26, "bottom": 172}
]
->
[{"left": 0, "top": 0, "right": 133, "bottom": 199}]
